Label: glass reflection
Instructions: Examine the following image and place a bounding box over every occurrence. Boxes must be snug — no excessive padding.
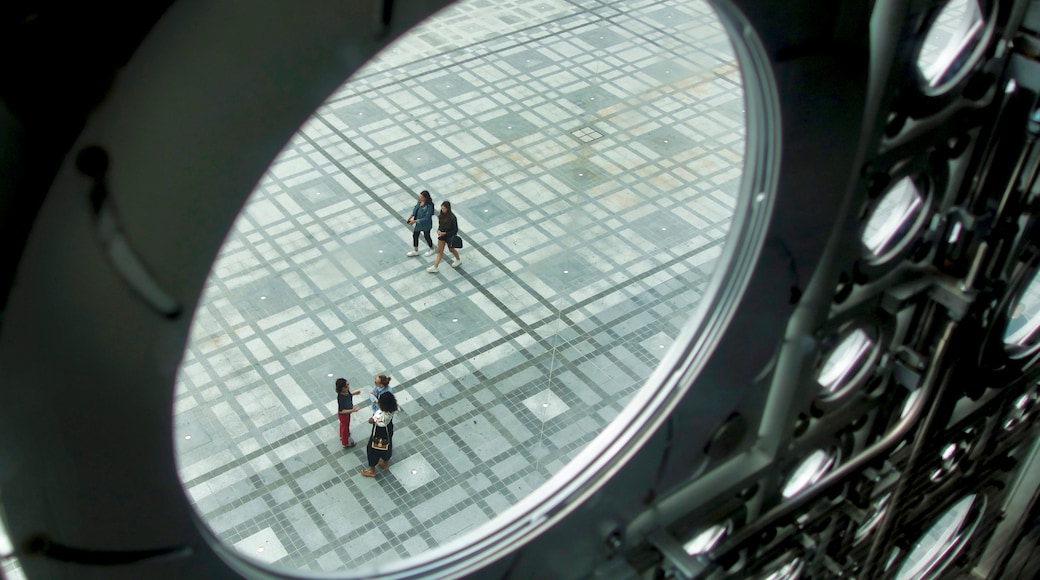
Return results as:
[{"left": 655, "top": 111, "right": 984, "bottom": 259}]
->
[
  {"left": 895, "top": 494, "right": 983, "bottom": 580},
  {"left": 683, "top": 522, "right": 729, "bottom": 556},
  {"left": 1003, "top": 391, "right": 1037, "bottom": 431},
  {"left": 901, "top": 388, "right": 922, "bottom": 419},
  {"left": 782, "top": 449, "right": 836, "bottom": 499},
  {"left": 929, "top": 428, "right": 975, "bottom": 482},
  {"left": 760, "top": 556, "right": 805, "bottom": 580},
  {"left": 1005, "top": 273, "right": 1040, "bottom": 347},
  {"left": 918, "top": 0, "right": 984, "bottom": 89},
  {"left": 854, "top": 493, "right": 891, "bottom": 544},
  {"left": 818, "top": 328, "right": 874, "bottom": 396},
  {"left": 863, "top": 177, "right": 924, "bottom": 259}
]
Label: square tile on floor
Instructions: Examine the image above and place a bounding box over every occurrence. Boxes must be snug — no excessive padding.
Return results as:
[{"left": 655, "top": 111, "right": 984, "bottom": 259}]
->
[
  {"left": 393, "top": 454, "right": 440, "bottom": 492},
  {"left": 234, "top": 526, "right": 289, "bottom": 564},
  {"left": 522, "top": 389, "right": 569, "bottom": 422}
]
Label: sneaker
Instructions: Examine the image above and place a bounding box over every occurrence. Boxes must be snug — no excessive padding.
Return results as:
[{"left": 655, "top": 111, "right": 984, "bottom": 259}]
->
[
  {"left": 426, "top": 266, "right": 439, "bottom": 273},
  {"left": 406, "top": 250, "right": 419, "bottom": 257},
  {"left": 424, "top": 248, "right": 435, "bottom": 256},
  {"left": 451, "top": 257, "right": 462, "bottom": 268}
]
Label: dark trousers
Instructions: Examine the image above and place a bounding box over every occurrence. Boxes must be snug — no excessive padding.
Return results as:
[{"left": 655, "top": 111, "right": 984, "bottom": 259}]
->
[
  {"left": 367, "top": 423, "right": 394, "bottom": 467},
  {"left": 413, "top": 229, "right": 433, "bottom": 248}
]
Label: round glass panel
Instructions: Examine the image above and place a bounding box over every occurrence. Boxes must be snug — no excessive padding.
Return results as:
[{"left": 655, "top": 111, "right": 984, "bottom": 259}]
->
[
  {"left": 684, "top": 522, "right": 730, "bottom": 556},
  {"left": 863, "top": 176, "right": 925, "bottom": 260},
  {"left": 901, "top": 388, "right": 923, "bottom": 420},
  {"left": 782, "top": 449, "right": 837, "bottom": 499},
  {"left": 171, "top": 0, "right": 748, "bottom": 574},
  {"left": 854, "top": 493, "right": 892, "bottom": 544},
  {"left": 917, "top": 0, "right": 985, "bottom": 89},
  {"left": 1003, "top": 391, "right": 1037, "bottom": 431},
  {"left": 895, "top": 494, "right": 984, "bottom": 580},
  {"left": 818, "top": 328, "right": 876, "bottom": 397},
  {"left": 760, "top": 556, "right": 805, "bottom": 580},
  {"left": 1004, "top": 274, "right": 1040, "bottom": 350},
  {"left": 929, "top": 428, "right": 976, "bottom": 482}
]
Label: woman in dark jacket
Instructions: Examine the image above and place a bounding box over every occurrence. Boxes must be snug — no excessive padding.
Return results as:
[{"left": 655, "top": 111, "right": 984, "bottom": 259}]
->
[
  {"left": 427, "top": 201, "right": 461, "bottom": 273},
  {"left": 406, "top": 190, "right": 435, "bottom": 257},
  {"left": 360, "top": 392, "right": 398, "bottom": 478}
]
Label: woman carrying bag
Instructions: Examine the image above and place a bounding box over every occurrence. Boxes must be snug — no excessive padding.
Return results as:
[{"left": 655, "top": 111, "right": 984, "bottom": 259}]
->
[
  {"left": 360, "top": 392, "right": 398, "bottom": 478},
  {"left": 427, "top": 200, "right": 461, "bottom": 273}
]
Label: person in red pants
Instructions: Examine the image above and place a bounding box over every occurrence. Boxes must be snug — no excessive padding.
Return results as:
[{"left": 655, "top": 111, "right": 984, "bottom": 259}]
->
[{"left": 336, "top": 378, "right": 361, "bottom": 448}]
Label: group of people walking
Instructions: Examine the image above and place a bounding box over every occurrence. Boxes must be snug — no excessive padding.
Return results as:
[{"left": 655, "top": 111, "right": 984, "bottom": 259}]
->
[
  {"left": 329, "top": 190, "right": 458, "bottom": 479},
  {"left": 405, "top": 190, "right": 462, "bottom": 273},
  {"left": 336, "top": 374, "right": 399, "bottom": 479}
]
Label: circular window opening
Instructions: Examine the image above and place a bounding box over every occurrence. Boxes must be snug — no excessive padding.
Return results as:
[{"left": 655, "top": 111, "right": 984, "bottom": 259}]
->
[
  {"left": 782, "top": 449, "right": 838, "bottom": 499},
  {"left": 862, "top": 176, "right": 927, "bottom": 262},
  {"left": 759, "top": 555, "right": 805, "bottom": 580},
  {"left": 1003, "top": 391, "right": 1038, "bottom": 431},
  {"left": 854, "top": 493, "right": 892, "bottom": 544},
  {"left": 683, "top": 521, "right": 730, "bottom": 556},
  {"left": 894, "top": 494, "right": 985, "bottom": 580},
  {"left": 901, "top": 387, "right": 923, "bottom": 420},
  {"left": 1004, "top": 276, "right": 1040, "bottom": 354},
  {"left": 172, "top": 0, "right": 749, "bottom": 574},
  {"left": 929, "top": 428, "right": 977, "bottom": 482},
  {"left": 917, "top": 0, "right": 985, "bottom": 90},
  {"left": 817, "top": 327, "right": 879, "bottom": 399}
]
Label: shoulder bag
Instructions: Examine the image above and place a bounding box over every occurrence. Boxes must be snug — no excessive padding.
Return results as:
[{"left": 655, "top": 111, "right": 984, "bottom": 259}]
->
[{"left": 370, "top": 414, "right": 393, "bottom": 451}]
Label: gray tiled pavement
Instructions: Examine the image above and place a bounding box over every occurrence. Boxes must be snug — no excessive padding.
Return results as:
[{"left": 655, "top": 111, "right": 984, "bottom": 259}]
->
[{"left": 173, "top": 0, "right": 743, "bottom": 573}]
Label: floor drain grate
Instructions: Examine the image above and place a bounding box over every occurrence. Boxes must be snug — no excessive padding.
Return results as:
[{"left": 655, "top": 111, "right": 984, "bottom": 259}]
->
[{"left": 571, "top": 126, "right": 605, "bottom": 143}]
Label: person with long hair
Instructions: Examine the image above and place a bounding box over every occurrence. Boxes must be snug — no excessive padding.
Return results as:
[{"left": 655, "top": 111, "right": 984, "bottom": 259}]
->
[
  {"left": 406, "top": 190, "right": 435, "bottom": 257},
  {"left": 426, "top": 200, "right": 461, "bottom": 273},
  {"left": 360, "top": 392, "right": 398, "bottom": 478}
]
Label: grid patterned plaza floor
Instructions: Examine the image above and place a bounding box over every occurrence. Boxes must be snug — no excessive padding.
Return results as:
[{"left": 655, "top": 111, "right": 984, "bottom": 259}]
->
[{"left": 172, "top": 0, "right": 743, "bottom": 573}]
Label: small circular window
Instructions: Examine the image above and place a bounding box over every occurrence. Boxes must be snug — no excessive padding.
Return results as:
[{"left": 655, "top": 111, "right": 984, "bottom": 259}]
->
[
  {"left": 683, "top": 522, "right": 730, "bottom": 556},
  {"left": 894, "top": 494, "right": 985, "bottom": 580},
  {"left": 782, "top": 449, "right": 837, "bottom": 499},
  {"left": 917, "top": 0, "right": 986, "bottom": 91},
  {"left": 1003, "top": 390, "right": 1038, "bottom": 431},
  {"left": 817, "top": 327, "right": 879, "bottom": 399},
  {"left": 901, "top": 387, "right": 923, "bottom": 420},
  {"left": 863, "top": 176, "right": 927, "bottom": 262},
  {"left": 929, "top": 428, "right": 977, "bottom": 482},
  {"left": 1004, "top": 276, "right": 1040, "bottom": 355},
  {"left": 759, "top": 555, "right": 805, "bottom": 580},
  {"left": 854, "top": 493, "right": 891, "bottom": 544}
]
